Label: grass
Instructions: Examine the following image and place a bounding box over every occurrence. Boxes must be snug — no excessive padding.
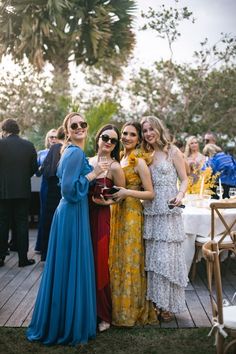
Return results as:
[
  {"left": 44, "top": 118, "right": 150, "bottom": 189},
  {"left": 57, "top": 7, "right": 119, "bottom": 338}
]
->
[{"left": 0, "top": 326, "right": 216, "bottom": 354}]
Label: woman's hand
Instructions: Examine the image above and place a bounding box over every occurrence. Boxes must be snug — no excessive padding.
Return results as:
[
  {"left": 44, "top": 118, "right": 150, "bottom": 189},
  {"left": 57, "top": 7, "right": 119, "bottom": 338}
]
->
[
  {"left": 93, "top": 160, "right": 109, "bottom": 176},
  {"left": 168, "top": 194, "right": 183, "bottom": 207},
  {"left": 92, "top": 195, "right": 115, "bottom": 205},
  {"left": 112, "top": 187, "right": 129, "bottom": 202}
]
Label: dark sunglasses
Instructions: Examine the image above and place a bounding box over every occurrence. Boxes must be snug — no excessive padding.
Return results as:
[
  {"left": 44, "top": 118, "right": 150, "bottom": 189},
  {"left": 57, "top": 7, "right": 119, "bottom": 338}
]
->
[
  {"left": 204, "top": 139, "right": 210, "bottom": 144},
  {"left": 100, "top": 134, "right": 118, "bottom": 145},
  {"left": 70, "top": 122, "right": 88, "bottom": 130},
  {"left": 168, "top": 203, "right": 185, "bottom": 210},
  {"left": 49, "top": 136, "right": 57, "bottom": 139}
]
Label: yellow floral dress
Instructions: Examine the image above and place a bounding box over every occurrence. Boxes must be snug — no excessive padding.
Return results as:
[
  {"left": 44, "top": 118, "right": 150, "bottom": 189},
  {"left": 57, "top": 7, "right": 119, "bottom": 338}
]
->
[{"left": 109, "top": 150, "right": 157, "bottom": 326}]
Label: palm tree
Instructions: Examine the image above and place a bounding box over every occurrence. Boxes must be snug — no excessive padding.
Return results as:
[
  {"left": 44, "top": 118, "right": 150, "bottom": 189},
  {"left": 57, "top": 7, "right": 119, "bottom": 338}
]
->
[{"left": 0, "top": 0, "right": 136, "bottom": 93}]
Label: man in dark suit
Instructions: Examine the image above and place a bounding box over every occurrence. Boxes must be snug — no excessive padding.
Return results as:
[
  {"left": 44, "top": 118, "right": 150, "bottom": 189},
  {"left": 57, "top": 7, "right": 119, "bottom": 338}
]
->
[{"left": 0, "top": 119, "right": 38, "bottom": 267}]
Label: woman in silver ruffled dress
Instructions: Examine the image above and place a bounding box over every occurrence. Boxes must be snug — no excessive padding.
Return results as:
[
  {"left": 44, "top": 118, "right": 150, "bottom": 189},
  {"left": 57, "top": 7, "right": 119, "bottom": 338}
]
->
[{"left": 141, "top": 116, "right": 189, "bottom": 322}]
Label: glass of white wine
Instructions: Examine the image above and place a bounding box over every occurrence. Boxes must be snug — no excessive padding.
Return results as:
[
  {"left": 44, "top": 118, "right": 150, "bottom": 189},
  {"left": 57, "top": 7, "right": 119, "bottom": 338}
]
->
[{"left": 99, "top": 156, "right": 108, "bottom": 189}]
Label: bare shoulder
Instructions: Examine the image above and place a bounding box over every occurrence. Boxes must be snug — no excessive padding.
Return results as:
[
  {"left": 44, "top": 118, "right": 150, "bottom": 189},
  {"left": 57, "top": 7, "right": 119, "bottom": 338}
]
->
[
  {"left": 137, "top": 157, "right": 148, "bottom": 168},
  {"left": 110, "top": 160, "right": 122, "bottom": 171},
  {"left": 171, "top": 145, "right": 182, "bottom": 159}
]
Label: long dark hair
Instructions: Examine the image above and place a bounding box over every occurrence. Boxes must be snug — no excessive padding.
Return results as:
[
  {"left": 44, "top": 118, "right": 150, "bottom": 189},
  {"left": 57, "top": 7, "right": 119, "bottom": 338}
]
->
[
  {"left": 95, "top": 124, "right": 121, "bottom": 162},
  {"left": 121, "top": 120, "right": 142, "bottom": 148}
]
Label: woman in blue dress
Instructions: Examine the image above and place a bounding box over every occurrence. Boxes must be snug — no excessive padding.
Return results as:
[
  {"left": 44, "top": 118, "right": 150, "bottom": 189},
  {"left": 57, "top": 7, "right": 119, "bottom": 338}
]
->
[{"left": 27, "top": 112, "right": 108, "bottom": 346}]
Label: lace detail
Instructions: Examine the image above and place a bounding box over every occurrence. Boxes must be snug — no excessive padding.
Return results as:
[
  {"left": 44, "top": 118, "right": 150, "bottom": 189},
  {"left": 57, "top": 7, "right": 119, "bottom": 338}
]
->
[{"left": 144, "top": 150, "right": 188, "bottom": 313}]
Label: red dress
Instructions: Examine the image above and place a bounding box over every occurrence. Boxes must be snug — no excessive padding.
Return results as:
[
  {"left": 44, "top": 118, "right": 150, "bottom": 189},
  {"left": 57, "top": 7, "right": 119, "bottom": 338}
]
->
[{"left": 89, "top": 177, "right": 113, "bottom": 324}]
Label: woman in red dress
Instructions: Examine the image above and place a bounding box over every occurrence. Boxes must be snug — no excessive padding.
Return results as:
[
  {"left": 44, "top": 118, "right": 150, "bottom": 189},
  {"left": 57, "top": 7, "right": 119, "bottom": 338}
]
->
[{"left": 89, "top": 124, "right": 125, "bottom": 332}]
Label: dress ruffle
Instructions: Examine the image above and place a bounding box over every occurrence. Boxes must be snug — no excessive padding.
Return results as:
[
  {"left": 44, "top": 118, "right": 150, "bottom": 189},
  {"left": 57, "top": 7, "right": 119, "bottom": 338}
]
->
[
  {"left": 143, "top": 214, "right": 186, "bottom": 242},
  {"left": 145, "top": 239, "right": 188, "bottom": 287},
  {"left": 146, "top": 272, "right": 187, "bottom": 313},
  {"left": 144, "top": 151, "right": 188, "bottom": 314}
]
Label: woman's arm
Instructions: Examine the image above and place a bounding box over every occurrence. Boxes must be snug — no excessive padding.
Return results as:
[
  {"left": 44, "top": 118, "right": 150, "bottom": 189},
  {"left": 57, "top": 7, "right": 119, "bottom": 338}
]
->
[
  {"left": 110, "top": 162, "right": 126, "bottom": 188},
  {"left": 113, "top": 158, "right": 154, "bottom": 201},
  {"left": 172, "top": 148, "right": 188, "bottom": 205}
]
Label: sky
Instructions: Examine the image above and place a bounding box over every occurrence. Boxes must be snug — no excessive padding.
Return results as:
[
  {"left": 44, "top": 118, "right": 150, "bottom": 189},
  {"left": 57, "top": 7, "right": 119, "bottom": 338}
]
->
[{"left": 134, "top": 0, "right": 236, "bottom": 66}]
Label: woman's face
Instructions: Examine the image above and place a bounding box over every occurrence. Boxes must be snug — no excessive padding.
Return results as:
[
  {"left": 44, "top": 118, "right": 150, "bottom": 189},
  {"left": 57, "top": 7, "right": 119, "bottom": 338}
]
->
[
  {"left": 189, "top": 139, "right": 199, "bottom": 152},
  {"left": 97, "top": 129, "right": 118, "bottom": 155},
  {"left": 47, "top": 131, "right": 57, "bottom": 147},
  {"left": 142, "top": 121, "right": 159, "bottom": 146},
  {"left": 68, "top": 115, "right": 88, "bottom": 142},
  {"left": 121, "top": 125, "right": 139, "bottom": 151}
]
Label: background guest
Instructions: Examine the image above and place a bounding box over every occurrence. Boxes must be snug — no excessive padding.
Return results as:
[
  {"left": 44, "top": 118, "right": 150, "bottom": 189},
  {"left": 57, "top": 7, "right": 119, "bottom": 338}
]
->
[
  {"left": 204, "top": 131, "right": 217, "bottom": 145},
  {"left": 109, "top": 121, "right": 157, "bottom": 326},
  {"left": 184, "top": 136, "right": 205, "bottom": 184},
  {"left": 141, "top": 116, "right": 188, "bottom": 322},
  {"left": 202, "top": 143, "right": 236, "bottom": 199},
  {"left": 34, "top": 129, "right": 57, "bottom": 253},
  {"left": 89, "top": 124, "right": 125, "bottom": 332},
  {"left": 40, "top": 126, "right": 65, "bottom": 261},
  {"left": 0, "top": 119, "right": 38, "bottom": 267}
]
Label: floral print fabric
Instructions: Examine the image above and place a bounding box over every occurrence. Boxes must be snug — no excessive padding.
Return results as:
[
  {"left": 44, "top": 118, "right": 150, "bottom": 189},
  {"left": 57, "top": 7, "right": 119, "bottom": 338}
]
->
[
  {"left": 109, "top": 150, "right": 157, "bottom": 326},
  {"left": 143, "top": 146, "right": 188, "bottom": 313}
]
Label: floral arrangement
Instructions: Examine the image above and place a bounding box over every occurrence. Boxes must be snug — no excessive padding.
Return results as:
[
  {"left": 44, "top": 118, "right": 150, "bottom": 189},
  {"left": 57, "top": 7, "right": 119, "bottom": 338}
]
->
[{"left": 187, "top": 166, "right": 220, "bottom": 195}]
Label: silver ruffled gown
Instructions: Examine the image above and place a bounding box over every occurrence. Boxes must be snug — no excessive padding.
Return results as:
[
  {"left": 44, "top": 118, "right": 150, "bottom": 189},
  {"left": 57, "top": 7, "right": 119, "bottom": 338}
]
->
[{"left": 143, "top": 148, "right": 188, "bottom": 313}]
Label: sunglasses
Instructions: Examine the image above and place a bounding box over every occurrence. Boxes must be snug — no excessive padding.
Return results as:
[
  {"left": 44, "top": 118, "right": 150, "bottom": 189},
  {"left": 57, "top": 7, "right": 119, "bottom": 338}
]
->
[
  {"left": 49, "top": 136, "right": 57, "bottom": 139},
  {"left": 204, "top": 139, "right": 210, "bottom": 144},
  {"left": 168, "top": 203, "right": 185, "bottom": 210},
  {"left": 100, "top": 134, "right": 118, "bottom": 145},
  {"left": 70, "top": 122, "right": 88, "bottom": 130}
]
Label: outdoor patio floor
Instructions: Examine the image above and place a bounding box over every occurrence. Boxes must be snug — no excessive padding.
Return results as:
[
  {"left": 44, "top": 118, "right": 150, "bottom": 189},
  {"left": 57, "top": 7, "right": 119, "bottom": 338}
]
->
[{"left": 0, "top": 229, "right": 235, "bottom": 329}]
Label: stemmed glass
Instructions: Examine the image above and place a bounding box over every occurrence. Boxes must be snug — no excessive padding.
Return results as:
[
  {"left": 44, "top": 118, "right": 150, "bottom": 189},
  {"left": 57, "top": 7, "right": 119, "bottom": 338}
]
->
[{"left": 99, "top": 156, "right": 108, "bottom": 189}]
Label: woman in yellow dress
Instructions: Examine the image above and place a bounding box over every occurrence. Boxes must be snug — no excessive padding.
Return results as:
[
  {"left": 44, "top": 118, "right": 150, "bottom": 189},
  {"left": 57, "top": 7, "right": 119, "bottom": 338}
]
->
[{"left": 109, "top": 121, "right": 158, "bottom": 326}]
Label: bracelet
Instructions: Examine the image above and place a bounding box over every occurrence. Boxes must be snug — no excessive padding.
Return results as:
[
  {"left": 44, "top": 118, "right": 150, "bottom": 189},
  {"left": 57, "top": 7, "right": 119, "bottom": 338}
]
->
[{"left": 86, "top": 171, "right": 96, "bottom": 182}]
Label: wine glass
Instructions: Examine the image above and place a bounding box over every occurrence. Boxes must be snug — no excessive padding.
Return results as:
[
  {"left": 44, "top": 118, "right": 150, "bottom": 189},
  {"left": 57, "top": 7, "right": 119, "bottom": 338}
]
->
[{"left": 99, "top": 156, "right": 108, "bottom": 189}]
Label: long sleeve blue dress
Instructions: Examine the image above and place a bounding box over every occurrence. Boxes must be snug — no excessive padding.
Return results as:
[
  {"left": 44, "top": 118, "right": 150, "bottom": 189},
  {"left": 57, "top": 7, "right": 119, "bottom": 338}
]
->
[{"left": 26, "top": 145, "right": 96, "bottom": 345}]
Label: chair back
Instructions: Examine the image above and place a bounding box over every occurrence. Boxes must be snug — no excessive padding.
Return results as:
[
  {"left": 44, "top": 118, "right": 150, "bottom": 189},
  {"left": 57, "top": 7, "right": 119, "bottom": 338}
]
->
[
  {"left": 203, "top": 240, "right": 236, "bottom": 354},
  {"left": 210, "top": 202, "right": 236, "bottom": 249}
]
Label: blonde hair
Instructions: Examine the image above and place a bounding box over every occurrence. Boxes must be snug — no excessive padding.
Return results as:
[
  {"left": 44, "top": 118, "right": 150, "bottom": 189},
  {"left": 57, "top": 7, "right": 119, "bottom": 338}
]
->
[
  {"left": 45, "top": 129, "right": 57, "bottom": 148},
  {"left": 61, "top": 112, "right": 85, "bottom": 154},
  {"left": 140, "top": 116, "right": 171, "bottom": 152},
  {"left": 184, "top": 135, "right": 199, "bottom": 158},
  {"left": 203, "top": 143, "right": 222, "bottom": 157}
]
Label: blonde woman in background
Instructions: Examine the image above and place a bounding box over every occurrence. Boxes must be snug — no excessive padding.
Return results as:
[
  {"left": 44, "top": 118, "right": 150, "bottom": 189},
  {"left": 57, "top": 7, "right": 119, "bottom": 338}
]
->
[{"left": 184, "top": 135, "right": 205, "bottom": 184}]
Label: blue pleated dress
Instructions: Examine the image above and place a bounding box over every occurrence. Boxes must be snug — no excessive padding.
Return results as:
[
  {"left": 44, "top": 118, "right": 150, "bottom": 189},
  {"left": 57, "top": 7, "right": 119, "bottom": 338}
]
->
[{"left": 26, "top": 145, "right": 96, "bottom": 346}]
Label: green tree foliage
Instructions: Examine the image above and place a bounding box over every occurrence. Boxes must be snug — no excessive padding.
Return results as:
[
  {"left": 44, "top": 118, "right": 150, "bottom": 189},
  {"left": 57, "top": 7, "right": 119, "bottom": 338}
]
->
[
  {"left": 0, "top": 0, "right": 136, "bottom": 86},
  {"left": 141, "top": 0, "right": 195, "bottom": 59},
  {"left": 0, "top": 59, "right": 72, "bottom": 149},
  {"left": 133, "top": 3, "right": 236, "bottom": 149},
  {"left": 84, "top": 100, "right": 119, "bottom": 156}
]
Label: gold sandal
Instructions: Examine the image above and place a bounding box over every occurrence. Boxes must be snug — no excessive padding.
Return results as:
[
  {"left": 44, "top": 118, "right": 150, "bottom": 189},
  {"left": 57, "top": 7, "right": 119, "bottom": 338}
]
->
[{"left": 160, "top": 311, "right": 174, "bottom": 322}]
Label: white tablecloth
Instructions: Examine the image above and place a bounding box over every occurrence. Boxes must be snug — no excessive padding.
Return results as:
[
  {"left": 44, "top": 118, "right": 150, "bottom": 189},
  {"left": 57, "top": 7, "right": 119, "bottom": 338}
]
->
[{"left": 182, "top": 201, "right": 236, "bottom": 272}]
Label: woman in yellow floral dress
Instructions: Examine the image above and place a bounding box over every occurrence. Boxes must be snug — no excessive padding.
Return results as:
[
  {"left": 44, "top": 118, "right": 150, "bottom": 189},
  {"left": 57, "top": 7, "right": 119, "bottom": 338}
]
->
[{"left": 109, "top": 121, "right": 158, "bottom": 326}]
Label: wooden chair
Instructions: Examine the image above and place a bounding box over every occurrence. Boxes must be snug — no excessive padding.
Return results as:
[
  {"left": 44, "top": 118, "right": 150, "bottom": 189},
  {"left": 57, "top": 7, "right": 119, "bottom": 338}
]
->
[
  {"left": 202, "top": 241, "right": 236, "bottom": 354},
  {"left": 191, "top": 201, "right": 236, "bottom": 280}
]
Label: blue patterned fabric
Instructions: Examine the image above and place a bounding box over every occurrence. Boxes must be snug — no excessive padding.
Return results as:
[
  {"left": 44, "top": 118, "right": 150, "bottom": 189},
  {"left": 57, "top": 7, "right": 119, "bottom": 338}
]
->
[
  {"left": 26, "top": 145, "right": 96, "bottom": 345},
  {"left": 203, "top": 152, "right": 236, "bottom": 186}
]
